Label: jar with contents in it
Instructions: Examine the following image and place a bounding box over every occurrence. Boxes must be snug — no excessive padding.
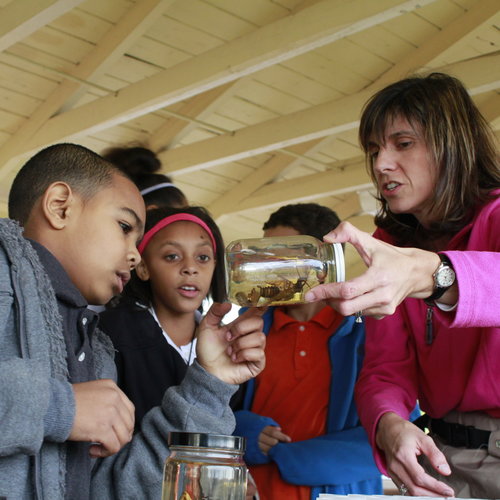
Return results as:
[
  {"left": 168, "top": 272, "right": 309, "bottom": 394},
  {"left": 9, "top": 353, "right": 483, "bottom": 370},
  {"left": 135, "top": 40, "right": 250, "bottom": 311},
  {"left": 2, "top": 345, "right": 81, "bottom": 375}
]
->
[
  {"left": 162, "top": 432, "right": 247, "bottom": 500},
  {"left": 226, "top": 235, "right": 345, "bottom": 307}
]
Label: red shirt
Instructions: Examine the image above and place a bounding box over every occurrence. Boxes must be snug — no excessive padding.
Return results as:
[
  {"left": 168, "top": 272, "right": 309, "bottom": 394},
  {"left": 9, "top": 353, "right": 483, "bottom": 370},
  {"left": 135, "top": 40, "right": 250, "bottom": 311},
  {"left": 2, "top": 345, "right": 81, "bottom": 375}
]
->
[{"left": 250, "top": 306, "right": 343, "bottom": 500}]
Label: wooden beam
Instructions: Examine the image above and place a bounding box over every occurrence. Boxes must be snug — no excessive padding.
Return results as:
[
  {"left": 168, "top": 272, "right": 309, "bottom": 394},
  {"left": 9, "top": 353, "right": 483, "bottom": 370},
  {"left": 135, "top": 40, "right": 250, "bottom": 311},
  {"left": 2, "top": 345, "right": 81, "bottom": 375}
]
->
[
  {"left": 160, "top": 52, "right": 500, "bottom": 176},
  {"left": 0, "top": 0, "right": 174, "bottom": 180},
  {"left": 0, "top": 0, "right": 85, "bottom": 51},
  {"left": 149, "top": 82, "right": 242, "bottom": 151},
  {"left": 223, "top": 158, "right": 372, "bottom": 215},
  {"left": 16, "top": 0, "right": 436, "bottom": 157},
  {"left": 373, "top": 0, "right": 500, "bottom": 87},
  {"left": 210, "top": 139, "right": 328, "bottom": 220}
]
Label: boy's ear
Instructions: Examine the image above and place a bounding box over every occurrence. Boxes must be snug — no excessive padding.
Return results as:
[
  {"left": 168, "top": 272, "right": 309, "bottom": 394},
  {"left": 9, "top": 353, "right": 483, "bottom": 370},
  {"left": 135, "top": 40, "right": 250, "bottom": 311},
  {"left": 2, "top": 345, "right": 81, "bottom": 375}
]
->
[
  {"left": 136, "top": 260, "right": 150, "bottom": 281},
  {"left": 41, "top": 182, "right": 75, "bottom": 229}
]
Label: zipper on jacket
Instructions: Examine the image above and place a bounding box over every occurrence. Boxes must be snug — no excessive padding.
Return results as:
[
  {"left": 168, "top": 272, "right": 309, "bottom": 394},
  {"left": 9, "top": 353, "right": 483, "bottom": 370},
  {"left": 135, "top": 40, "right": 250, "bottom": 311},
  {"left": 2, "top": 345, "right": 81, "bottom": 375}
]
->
[{"left": 425, "top": 305, "right": 434, "bottom": 345}]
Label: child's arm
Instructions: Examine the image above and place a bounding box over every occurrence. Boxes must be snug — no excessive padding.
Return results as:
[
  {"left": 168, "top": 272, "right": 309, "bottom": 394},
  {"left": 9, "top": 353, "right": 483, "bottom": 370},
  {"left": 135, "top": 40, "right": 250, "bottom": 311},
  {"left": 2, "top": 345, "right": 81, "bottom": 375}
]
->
[
  {"left": 90, "top": 302, "right": 266, "bottom": 499},
  {"left": 268, "top": 426, "right": 381, "bottom": 487}
]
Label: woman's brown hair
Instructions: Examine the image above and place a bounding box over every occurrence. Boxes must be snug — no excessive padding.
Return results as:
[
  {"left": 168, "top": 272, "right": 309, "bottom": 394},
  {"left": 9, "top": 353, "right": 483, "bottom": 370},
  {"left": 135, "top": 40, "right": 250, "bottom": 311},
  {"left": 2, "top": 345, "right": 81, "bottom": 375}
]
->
[{"left": 359, "top": 72, "right": 499, "bottom": 247}]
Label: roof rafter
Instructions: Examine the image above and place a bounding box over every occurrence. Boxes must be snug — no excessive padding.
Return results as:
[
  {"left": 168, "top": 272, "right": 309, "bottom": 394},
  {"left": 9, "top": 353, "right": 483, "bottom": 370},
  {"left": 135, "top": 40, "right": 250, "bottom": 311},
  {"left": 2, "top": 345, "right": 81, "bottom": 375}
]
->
[
  {"left": 226, "top": 158, "right": 372, "bottom": 215},
  {"left": 0, "top": 0, "right": 85, "bottom": 52}
]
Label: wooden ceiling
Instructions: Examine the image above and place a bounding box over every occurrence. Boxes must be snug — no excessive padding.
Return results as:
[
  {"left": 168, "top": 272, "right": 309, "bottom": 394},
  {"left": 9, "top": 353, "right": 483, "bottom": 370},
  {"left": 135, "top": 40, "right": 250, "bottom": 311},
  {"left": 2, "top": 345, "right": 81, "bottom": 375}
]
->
[{"left": 0, "top": 0, "right": 498, "bottom": 275}]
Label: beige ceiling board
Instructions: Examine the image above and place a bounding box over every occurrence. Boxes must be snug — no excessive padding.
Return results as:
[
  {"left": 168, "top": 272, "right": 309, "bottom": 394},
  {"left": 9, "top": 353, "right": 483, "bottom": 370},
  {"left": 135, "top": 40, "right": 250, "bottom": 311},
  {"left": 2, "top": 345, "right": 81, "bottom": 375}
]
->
[
  {"left": 440, "top": 52, "right": 500, "bottom": 95},
  {"left": 372, "top": 0, "right": 499, "bottom": 86},
  {"left": 479, "top": 93, "right": 500, "bottom": 129},
  {"left": 0, "top": 0, "right": 174, "bottom": 181},
  {"left": 0, "top": 0, "right": 85, "bottom": 52},
  {"left": 11, "top": 0, "right": 435, "bottom": 163}
]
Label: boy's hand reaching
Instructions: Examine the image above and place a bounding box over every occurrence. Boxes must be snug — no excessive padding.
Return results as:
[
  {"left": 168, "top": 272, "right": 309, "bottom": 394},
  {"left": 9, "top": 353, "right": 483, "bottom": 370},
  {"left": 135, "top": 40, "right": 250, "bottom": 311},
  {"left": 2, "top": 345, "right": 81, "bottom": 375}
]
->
[
  {"left": 258, "top": 425, "right": 291, "bottom": 455},
  {"left": 70, "top": 379, "right": 135, "bottom": 458},
  {"left": 196, "top": 302, "right": 266, "bottom": 385}
]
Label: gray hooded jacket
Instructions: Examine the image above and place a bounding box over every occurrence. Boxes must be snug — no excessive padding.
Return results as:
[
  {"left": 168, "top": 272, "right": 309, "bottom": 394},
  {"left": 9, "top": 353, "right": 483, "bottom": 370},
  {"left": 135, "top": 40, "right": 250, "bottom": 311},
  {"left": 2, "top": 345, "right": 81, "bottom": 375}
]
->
[{"left": 0, "top": 218, "right": 237, "bottom": 499}]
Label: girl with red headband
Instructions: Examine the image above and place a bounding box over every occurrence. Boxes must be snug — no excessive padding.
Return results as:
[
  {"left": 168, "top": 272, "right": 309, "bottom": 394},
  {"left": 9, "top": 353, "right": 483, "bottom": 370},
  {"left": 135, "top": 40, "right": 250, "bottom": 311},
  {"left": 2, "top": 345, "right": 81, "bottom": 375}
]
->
[{"left": 99, "top": 205, "right": 229, "bottom": 429}]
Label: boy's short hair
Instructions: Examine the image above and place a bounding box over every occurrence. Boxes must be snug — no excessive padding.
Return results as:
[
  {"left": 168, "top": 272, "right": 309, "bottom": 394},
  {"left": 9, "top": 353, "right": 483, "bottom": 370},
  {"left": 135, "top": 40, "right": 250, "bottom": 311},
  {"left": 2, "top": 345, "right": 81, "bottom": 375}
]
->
[
  {"left": 9, "top": 143, "right": 125, "bottom": 225},
  {"left": 263, "top": 203, "right": 341, "bottom": 240}
]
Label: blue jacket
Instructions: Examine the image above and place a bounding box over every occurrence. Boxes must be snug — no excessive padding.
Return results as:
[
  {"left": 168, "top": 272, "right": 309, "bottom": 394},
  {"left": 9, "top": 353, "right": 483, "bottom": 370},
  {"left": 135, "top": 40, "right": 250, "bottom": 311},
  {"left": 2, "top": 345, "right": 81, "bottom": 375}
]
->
[{"left": 234, "top": 307, "right": 383, "bottom": 499}]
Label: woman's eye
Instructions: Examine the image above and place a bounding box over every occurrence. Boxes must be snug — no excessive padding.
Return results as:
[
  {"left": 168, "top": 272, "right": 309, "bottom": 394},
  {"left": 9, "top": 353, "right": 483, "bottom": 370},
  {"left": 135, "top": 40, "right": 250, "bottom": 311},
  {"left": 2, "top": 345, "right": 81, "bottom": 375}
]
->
[
  {"left": 164, "top": 253, "right": 178, "bottom": 261},
  {"left": 119, "top": 221, "right": 132, "bottom": 234},
  {"left": 398, "top": 140, "right": 412, "bottom": 149},
  {"left": 199, "top": 254, "right": 211, "bottom": 263}
]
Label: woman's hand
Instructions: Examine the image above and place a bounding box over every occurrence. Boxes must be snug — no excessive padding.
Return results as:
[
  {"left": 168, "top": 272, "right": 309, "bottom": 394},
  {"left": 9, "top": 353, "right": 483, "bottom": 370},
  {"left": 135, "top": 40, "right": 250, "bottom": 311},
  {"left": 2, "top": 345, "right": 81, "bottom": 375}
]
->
[
  {"left": 258, "top": 425, "right": 291, "bottom": 455},
  {"left": 305, "top": 222, "right": 441, "bottom": 318},
  {"left": 196, "top": 302, "right": 266, "bottom": 385},
  {"left": 376, "top": 412, "right": 455, "bottom": 497}
]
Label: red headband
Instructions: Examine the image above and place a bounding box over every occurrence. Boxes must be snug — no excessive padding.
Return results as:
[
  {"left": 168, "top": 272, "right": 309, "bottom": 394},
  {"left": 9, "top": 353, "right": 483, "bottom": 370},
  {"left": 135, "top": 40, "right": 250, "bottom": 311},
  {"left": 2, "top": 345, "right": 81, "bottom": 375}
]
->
[{"left": 137, "top": 214, "right": 217, "bottom": 255}]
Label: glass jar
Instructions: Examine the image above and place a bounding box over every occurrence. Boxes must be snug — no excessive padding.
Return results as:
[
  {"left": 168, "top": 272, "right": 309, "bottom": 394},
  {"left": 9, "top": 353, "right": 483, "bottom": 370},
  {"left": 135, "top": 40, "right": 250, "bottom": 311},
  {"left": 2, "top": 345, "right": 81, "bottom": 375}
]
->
[
  {"left": 226, "top": 235, "right": 345, "bottom": 307},
  {"left": 162, "top": 432, "right": 247, "bottom": 500}
]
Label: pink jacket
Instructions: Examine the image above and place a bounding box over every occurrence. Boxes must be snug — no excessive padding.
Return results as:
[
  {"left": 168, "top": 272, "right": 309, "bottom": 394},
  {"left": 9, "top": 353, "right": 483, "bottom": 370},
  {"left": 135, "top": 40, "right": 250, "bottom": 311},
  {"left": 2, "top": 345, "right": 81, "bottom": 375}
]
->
[{"left": 355, "top": 191, "right": 500, "bottom": 473}]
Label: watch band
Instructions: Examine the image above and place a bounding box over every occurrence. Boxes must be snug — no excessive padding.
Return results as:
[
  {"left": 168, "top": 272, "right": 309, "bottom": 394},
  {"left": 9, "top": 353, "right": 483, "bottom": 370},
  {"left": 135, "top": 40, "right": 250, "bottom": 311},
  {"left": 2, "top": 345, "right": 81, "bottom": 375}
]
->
[{"left": 424, "top": 254, "right": 454, "bottom": 305}]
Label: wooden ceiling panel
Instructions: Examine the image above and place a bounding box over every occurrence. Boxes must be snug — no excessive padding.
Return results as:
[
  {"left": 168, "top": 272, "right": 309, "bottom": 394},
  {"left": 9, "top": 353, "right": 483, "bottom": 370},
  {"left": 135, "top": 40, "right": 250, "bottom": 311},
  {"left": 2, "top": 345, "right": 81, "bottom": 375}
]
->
[
  {"left": 147, "top": 15, "right": 224, "bottom": 55},
  {"left": 126, "top": 36, "right": 191, "bottom": 69},
  {"left": 78, "top": 0, "right": 133, "bottom": 24},
  {"left": 253, "top": 64, "right": 343, "bottom": 106},
  {"left": 203, "top": 0, "right": 294, "bottom": 27},
  {"left": 167, "top": 0, "right": 256, "bottom": 40},
  {"left": 49, "top": 7, "right": 112, "bottom": 43},
  {"left": 0, "top": 59, "right": 59, "bottom": 98},
  {"left": 21, "top": 26, "right": 95, "bottom": 63}
]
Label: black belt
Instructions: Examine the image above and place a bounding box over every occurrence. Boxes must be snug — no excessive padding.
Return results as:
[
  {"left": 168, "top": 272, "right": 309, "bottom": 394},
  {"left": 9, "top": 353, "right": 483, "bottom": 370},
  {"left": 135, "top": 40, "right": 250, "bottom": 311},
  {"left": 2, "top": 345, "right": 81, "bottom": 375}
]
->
[{"left": 414, "top": 414, "right": 491, "bottom": 449}]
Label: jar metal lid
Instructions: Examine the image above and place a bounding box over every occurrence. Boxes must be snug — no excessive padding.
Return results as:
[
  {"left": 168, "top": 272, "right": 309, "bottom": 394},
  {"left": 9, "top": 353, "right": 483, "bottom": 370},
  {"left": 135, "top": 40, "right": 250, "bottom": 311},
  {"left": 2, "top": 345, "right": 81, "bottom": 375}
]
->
[{"left": 168, "top": 432, "right": 246, "bottom": 452}]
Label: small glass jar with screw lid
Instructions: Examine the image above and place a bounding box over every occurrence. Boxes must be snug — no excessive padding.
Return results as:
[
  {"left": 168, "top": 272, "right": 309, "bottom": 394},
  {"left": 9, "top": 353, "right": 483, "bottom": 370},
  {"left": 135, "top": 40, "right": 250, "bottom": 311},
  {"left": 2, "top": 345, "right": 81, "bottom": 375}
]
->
[{"left": 162, "top": 432, "right": 248, "bottom": 500}]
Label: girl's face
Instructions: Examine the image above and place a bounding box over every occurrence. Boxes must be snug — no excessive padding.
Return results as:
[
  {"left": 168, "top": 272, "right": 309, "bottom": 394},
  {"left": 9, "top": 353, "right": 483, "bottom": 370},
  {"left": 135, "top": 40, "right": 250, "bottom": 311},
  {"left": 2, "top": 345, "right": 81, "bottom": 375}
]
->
[
  {"left": 368, "top": 115, "right": 438, "bottom": 227},
  {"left": 138, "top": 220, "right": 216, "bottom": 314}
]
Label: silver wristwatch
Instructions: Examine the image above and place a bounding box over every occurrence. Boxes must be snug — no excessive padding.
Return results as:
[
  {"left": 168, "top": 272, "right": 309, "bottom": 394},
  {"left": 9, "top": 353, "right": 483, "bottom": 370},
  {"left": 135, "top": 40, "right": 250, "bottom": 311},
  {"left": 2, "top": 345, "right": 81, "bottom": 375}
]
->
[{"left": 424, "top": 254, "right": 456, "bottom": 305}]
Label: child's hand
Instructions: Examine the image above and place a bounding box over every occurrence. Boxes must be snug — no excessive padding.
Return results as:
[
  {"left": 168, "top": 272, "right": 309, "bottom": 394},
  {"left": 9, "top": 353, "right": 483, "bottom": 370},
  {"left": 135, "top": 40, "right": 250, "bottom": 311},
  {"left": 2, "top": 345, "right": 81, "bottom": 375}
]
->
[
  {"left": 70, "top": 379, "right": 135, "bottom": 458},
  {"left": 258, "top": 425, "right": 291, "bottom": 455},
  {"left": 196, "top": 302, "right": 266, "bottom": 385}
]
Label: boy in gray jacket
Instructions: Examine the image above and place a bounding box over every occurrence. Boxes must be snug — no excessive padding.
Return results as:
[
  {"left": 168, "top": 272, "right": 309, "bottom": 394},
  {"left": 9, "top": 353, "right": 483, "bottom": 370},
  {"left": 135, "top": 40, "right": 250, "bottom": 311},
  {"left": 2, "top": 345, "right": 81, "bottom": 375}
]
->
[{"left": 1, "top": 143, "right": 265, "bottom": 499}]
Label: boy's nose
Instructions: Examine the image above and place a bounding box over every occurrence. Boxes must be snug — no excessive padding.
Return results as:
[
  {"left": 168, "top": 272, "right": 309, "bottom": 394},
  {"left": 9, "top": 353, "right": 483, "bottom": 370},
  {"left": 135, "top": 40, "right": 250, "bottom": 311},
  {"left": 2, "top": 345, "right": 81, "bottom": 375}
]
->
[{"left": 128, "top": 246, "right": 141, "bottom": 270}]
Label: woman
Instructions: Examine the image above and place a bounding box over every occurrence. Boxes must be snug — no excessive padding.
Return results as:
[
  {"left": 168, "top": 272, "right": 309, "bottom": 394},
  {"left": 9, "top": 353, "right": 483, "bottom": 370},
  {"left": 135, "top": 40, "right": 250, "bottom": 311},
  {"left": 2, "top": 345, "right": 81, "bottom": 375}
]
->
[{"left": 306, "top": 73, "right": 500, "bottom": 498}]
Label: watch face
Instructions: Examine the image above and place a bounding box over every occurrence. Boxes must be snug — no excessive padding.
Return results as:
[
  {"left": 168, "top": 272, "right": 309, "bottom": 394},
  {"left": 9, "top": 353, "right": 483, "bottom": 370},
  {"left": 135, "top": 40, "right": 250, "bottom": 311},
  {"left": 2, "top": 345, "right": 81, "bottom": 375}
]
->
[{"left": 436, "top": 265, "right": 456, "bottom": 288}]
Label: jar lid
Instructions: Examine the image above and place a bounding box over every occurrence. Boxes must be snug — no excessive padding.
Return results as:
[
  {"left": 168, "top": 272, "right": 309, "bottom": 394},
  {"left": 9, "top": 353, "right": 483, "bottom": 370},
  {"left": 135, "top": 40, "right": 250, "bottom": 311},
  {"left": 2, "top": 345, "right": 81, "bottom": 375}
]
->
[
  {"left": 168, "top": 432, "right": 246, "bottom": 452},
  {"left": 332, "top": 242, "right": 345, "bottom": 282}
]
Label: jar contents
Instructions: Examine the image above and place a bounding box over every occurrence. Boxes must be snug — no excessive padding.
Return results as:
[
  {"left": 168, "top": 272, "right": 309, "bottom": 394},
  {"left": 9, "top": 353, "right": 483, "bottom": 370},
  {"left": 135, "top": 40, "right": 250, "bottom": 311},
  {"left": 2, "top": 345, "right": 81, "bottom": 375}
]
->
[
  {"left": 162, "top": 432, "right": 247, "bottom": 500},
  {"left": 225, "top": 235, "right": 344, "bottom": 307}
]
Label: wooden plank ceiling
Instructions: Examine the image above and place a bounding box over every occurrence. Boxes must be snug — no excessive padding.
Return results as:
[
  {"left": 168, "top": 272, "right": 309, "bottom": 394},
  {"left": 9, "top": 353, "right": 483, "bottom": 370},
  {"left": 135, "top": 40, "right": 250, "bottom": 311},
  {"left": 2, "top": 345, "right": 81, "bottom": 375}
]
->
[{"left": 0, "top": 0, "right": 498, "bottom": 276}]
